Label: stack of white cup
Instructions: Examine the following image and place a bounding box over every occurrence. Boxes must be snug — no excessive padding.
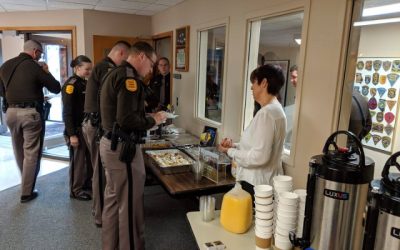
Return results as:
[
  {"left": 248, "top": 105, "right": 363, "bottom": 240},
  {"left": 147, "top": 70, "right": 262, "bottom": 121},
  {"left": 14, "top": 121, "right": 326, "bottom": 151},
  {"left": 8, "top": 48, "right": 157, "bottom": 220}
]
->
[
  {"left": 272, "top": 176, "right": 293, "bottom": 231},
  {"left": 275, "top": 191, "right": 298, "bottom": 250},
  {"left": 254, "top": 185, "right": 274, "bottom": 250},
  {"left": 293, "top": 189, "right": 307, "bottom": 237}
]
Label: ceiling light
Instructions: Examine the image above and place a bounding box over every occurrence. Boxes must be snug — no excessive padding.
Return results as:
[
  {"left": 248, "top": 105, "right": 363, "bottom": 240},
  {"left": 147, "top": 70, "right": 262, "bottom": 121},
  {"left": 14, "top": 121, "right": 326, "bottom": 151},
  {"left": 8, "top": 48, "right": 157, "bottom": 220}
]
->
[
  {"left": 354, "top": 17, "right": 400, "bottom": 26},
  {"left": 363, "top": 3, "right": 400, "bottom": 17}
]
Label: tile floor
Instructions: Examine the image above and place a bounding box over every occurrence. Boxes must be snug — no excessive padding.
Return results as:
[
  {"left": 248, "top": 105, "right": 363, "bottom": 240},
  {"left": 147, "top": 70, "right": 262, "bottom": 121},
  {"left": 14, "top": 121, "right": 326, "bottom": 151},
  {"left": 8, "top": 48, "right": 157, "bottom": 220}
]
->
[{"left": 0, "top": 135, "right": 68, "bottom": 192}]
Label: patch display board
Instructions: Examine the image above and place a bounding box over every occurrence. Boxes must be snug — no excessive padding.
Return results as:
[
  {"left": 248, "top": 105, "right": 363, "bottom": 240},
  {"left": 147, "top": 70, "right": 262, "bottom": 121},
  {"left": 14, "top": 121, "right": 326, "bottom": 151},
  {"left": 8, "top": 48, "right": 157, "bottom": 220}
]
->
[{"left": 353, "top": 57, "right": 400, "bottom": 152}]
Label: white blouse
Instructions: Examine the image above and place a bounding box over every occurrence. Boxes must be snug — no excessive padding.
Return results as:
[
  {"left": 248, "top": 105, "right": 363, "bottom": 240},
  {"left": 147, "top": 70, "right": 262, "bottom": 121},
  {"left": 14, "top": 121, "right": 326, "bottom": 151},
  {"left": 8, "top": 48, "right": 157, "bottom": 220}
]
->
[{"left": 227, "top": 99, "right": 287, "bottom": 186}]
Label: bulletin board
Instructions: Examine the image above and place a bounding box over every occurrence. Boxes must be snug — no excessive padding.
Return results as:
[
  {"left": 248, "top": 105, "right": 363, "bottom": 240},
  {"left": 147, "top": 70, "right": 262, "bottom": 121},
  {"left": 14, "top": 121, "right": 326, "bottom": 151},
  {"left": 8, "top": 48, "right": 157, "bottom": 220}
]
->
[{"left": 353, "top": 57, "right": 400, "bottom": 152}]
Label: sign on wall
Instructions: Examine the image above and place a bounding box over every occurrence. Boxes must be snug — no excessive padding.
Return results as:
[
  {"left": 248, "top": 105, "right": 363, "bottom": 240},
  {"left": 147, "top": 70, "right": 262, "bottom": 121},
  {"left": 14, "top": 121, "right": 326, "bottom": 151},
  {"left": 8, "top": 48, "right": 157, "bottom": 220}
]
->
[{"left": 353, "top": 57, "right": 400, "bottom": 152}]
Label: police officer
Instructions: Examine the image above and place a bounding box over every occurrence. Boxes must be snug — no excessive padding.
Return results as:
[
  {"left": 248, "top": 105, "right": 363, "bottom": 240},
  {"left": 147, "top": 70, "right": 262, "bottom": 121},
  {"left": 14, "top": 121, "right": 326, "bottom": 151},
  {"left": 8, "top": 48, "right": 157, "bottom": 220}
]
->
[
  {"left": 62, "top": 55, "right": 93, "bottom": 201},
  {"left": 99, "top": 42, "right": 166, "bottom": 250},
  {"left": 147, "top": 57, "right": 171, "bottom": 112},
  {"left": 0, "top": 40, "right": 61, "bottom": 203},
  {"left": 82, "top": 41, "right": 130, "bottom": 226}
]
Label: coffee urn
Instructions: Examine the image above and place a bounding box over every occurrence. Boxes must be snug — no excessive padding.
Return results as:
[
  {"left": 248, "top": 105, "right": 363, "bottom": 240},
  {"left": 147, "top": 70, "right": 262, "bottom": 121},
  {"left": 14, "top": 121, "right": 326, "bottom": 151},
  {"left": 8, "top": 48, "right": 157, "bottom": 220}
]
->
[
  {"left": 290, "top": 131, "right": 375, "bottom": 249},
  {"left": 363, "top": 151, "right": 400, "bottom": 250}
]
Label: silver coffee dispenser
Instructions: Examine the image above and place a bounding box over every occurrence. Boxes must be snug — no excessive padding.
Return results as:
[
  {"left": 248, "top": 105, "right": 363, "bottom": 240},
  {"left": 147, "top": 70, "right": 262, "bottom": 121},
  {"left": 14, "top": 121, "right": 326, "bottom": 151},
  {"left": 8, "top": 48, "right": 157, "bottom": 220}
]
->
[
  {"left": 290, "top": 131, "right": 375, "bottom": 249},
  {"left": 363, "top": 151, "right": 400, "bottom": 250}
]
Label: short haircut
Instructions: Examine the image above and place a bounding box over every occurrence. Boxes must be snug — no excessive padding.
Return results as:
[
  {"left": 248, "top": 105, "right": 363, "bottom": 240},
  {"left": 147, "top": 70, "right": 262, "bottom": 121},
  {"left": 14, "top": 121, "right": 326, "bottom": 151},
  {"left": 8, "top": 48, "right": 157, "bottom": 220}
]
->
[
  {"left": 23, "top": 40, "right": 43, "bottom": 52},
  {"left": 112, "top": 40, "right": 131, "bottom": 51},
  {"left": 130, "top": 41, "right": 155, "bottom": 58},
  {"left": 158, "top": 57, "right": 169, "bottom": 65},
  {"left": 70, "top": 55, "right": 92, "bottom": 68},
  {"left": 290, "top": 65, "right": 298, "bottom": 73},
  {"left": 250, "top": 64, "right": 285, "bottom": 96}
]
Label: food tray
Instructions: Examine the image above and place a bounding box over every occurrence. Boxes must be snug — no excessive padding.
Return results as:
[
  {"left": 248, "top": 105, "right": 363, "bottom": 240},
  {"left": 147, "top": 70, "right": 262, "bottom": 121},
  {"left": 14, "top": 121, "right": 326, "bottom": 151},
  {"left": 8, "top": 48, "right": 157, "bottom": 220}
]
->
[
  {"left": 145, "top": 149, "right": 194, "bottom": 174},
  {"left": 141, "top": 139, "right": 173, "bottom": 150},
  {"left": 167, "top": 134, "right": 200, "bottom": 147}
]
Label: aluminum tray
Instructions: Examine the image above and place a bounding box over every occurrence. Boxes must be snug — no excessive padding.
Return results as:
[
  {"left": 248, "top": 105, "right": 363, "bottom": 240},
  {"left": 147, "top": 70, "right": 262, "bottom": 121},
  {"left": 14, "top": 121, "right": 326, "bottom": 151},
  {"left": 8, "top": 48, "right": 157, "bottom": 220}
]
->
[{"left": 145, "top": 149, "right": 194, "bottom": 174}]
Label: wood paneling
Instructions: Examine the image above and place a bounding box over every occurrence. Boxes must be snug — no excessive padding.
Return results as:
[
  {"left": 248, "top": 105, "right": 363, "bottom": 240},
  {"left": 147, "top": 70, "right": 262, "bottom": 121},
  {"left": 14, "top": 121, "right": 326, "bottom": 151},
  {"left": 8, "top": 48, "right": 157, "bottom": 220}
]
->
[{"left": 92, "top": 35, "right": 152, "bottom": 64}]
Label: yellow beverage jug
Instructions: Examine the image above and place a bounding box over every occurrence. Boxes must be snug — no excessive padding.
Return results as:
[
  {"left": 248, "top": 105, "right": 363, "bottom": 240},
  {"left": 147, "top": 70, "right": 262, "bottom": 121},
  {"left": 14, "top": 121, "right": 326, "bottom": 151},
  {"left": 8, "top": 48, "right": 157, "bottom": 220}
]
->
[{"left": 220, "top": 182, "right": 252, "bottom": 233}]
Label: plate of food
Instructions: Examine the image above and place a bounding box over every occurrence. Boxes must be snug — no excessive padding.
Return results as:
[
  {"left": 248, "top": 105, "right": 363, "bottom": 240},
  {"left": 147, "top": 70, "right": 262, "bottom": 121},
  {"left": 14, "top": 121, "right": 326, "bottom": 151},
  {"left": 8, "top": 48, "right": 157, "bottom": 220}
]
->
[{"left": 145, "top": 149, "right": 194, "bottom": 174}]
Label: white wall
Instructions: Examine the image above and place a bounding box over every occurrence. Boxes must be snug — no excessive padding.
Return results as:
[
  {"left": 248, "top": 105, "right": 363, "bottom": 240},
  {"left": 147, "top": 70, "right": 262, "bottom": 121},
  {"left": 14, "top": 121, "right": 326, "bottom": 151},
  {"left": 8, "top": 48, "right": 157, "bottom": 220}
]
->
[
  {"left": 357, "top": 22, "right": 400, "bottom": 177},
  {"left": 152, "top": 0, "right": 352, "bottom": 188},
  {"left": 1, "top": 31, "right": 24, "bottom": 61}
]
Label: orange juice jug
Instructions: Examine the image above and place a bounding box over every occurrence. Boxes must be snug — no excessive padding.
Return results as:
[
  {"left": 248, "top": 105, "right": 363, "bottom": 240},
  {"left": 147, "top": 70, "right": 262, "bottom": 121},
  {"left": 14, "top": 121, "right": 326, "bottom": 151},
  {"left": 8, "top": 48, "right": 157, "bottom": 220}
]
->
[{"left": 220, "top": 182, "right": 252, "bottom": 233}]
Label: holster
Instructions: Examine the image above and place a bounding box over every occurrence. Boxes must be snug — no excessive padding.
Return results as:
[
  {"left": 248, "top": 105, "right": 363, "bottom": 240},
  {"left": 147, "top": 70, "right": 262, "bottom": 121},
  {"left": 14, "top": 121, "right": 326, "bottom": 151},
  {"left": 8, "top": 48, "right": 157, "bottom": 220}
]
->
[
  {"left": 119, "top": 140, "right": 136, "bottom": 164},
  {"left": 2, "top": 97, "right": 8, "bottom": 113}
]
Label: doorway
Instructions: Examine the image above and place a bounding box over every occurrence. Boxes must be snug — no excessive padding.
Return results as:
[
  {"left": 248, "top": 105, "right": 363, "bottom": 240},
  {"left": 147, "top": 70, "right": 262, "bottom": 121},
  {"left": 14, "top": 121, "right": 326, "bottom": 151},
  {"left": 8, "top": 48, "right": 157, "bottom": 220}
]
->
[
  {"left": 0, "top": 26, "right": 76, "bottom": 160},
  {"left": 153, "top": 31, "right": 173, "bottom": 107}
]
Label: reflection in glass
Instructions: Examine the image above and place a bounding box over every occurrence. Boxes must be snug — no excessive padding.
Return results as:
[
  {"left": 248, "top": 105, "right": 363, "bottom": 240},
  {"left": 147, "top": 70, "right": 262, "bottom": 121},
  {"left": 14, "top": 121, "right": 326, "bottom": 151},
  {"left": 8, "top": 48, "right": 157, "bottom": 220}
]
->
[
  {"left": 197, "top": 26, "right": 226, "bottom": 123},
  {"left": 244, "top": 12, "right": 304, "bottom": 151}
]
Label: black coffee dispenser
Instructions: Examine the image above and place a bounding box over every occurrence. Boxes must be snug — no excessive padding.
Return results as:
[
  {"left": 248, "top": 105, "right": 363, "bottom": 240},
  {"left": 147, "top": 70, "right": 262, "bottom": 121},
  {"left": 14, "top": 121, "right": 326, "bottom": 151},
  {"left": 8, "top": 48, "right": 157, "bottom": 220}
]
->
[
  {"left": 363, "top": 151, "right": 400, "bottom": 250},
  {"left": 290, "top": 131, "right": 375, "bottom": 249}
]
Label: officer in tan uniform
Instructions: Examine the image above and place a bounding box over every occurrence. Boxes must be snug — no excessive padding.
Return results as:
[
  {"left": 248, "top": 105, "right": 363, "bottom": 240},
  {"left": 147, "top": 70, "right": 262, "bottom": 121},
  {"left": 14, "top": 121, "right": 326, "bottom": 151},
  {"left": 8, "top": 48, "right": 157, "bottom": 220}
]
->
[
  {"left": 99, "top": 42, "right": 166, "bottom": 250},
  {"left": 82, "top": 41, "right": 130, "bottom": 226},
  {"left": 62, "top": 55, "right": 93, "bottom": 201},
  {"left": 0, "top": 40, "right": 60, "bottom": 202}
]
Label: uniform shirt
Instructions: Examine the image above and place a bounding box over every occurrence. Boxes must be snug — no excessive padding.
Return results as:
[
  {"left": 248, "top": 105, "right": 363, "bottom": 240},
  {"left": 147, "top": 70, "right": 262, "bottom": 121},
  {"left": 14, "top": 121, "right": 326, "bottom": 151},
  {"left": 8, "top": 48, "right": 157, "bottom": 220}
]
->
[
  {"left": 0, "top": 53, "right": 60, "bottom": 102},
  {"left": 62, "top": 75, "right": 87, "bottom": 136},
  {"left": 84, "top": 57, "right": 116, "bottom": 113},
  {"left": 227, "top": 99, "right": 287, "bottom": 186},
  {"left": 148, "top": 72, "right": 171, "bottom": 110},
  {"left": 100, "top": 61, "right": 156, "bottom": 133}
]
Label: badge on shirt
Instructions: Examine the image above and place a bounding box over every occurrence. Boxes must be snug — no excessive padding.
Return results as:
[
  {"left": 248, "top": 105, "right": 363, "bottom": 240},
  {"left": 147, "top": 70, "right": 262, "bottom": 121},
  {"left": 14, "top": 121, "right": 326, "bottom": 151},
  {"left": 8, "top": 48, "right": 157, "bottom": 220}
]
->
[
  {"left": 125, "top": 79, "right": 137, "bottom": 92},
  {"left": 65, "top": 85, "right": 74, "bottom": 94}
]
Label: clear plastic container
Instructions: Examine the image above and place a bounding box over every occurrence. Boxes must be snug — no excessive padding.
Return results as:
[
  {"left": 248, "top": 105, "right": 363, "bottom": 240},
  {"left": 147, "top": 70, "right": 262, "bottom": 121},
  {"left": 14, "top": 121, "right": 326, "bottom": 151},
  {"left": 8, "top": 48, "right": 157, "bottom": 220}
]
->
[{"left": 199, "top": 147, "right": 230, "bottom": 183}]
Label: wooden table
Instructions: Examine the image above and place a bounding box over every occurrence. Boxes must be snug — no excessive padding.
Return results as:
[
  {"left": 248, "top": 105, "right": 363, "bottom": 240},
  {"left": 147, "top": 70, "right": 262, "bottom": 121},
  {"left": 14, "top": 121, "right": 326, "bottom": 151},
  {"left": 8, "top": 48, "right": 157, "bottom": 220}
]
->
[
  {"left": 144, "top": 154, "right": 236, "bottom": 198},
  {"left": 186, "top": 211, "right": 256, "bottom": 250}
]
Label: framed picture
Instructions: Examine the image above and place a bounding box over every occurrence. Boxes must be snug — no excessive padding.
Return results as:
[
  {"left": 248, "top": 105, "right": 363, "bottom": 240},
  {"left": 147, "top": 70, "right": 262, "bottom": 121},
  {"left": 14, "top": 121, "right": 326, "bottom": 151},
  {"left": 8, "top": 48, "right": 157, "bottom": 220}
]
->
[
  {"left": 175, "top": 26, "right": 190, "bottom": 71},
  {"left": 265, "top": 60, "right": 290, "bottom": 105},
  {"left": 353, "top": 57, "right": 400, "bottom": 153}
]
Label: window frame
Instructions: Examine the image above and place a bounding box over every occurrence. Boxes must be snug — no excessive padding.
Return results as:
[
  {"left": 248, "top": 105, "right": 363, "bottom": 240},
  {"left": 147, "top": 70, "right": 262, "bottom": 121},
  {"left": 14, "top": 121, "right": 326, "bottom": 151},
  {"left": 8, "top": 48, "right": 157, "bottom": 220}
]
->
[
  {"left": 195, "top": 19, "right": 229, "bottom": 128},
  {"left": 241, "top": 0, "right": 310, "bottom": 167}
]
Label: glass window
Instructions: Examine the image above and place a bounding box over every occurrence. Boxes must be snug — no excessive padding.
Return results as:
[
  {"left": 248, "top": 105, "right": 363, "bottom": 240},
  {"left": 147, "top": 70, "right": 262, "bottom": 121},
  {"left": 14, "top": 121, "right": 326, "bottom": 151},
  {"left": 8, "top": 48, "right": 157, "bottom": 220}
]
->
[
  {"left": 197, "top": 26, "right": 226, "bottom": 123},
  {"left": 244, "top": 12, "right": 304, "bottom": 152},
  {"left": 340, "top": 0, "right": 400, "bottom": 174}
]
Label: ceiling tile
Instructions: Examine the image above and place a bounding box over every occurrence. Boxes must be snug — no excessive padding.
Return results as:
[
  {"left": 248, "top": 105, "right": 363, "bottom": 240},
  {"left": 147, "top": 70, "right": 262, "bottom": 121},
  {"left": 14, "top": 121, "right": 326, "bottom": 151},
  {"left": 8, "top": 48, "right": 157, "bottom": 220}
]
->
[
  {"left": 0, "top": 0, "right": 46, "bottom": 7},
  {"left": 97, "top": 0, "right": 149, "bottom": 10},
  {"left": 48, "top": 2, "right": 95, "bottom": 10},
  {"left": 49, "top": 0, "right": 99, "bottom": 4},
  {"left": 94, "top": 6, "right": 138, "bottom": 15},
  {"left": 2, "top": 3, "right": 46, "bottom": 11},
  {"left": 142, "top": 4, "right": 168, "bottom": 11}
]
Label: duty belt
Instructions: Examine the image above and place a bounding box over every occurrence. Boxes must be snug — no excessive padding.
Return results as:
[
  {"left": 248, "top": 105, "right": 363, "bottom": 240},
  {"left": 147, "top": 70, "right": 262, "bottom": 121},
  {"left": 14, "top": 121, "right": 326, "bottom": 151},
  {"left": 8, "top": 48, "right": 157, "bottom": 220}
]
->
[{"left": 8, "top": 102, "right": 37, "bottom": 108}]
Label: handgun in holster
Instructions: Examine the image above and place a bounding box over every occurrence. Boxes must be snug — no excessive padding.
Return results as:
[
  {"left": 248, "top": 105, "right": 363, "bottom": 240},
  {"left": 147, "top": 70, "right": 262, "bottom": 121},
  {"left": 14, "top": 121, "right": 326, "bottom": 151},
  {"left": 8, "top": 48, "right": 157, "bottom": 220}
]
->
[
  {"left": 119, "top": 137, "right": 136, "bottom": 164},
  {"left": 110, "top": 122, "right": 119, "bottom": 151},
  {"left": 1, "top": 97, "right": 8, "bottom": 113}
]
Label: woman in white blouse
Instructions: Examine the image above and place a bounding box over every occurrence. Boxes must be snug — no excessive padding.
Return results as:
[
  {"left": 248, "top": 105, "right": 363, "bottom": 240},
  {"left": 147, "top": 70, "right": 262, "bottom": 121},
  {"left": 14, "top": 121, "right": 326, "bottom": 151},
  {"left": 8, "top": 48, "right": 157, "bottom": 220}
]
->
[{"left": 218, "top": 64, "right": 287, "bottom": 196}]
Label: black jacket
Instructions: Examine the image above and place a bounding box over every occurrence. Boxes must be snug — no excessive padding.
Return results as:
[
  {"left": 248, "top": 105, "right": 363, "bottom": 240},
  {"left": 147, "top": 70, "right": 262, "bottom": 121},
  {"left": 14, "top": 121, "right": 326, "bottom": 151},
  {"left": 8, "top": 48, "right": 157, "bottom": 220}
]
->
[
  {"left": 62, "top": 75, "right": 86, "bottom": 136},
  {"left": 0, "top": 53, "right": 60, "bottom": 103}
]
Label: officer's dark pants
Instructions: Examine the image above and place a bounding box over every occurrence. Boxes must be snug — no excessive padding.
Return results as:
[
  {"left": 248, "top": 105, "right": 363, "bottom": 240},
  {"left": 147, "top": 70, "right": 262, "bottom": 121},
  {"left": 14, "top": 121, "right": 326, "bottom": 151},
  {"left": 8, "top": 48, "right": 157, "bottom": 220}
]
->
[
  {"left": 82, "top": 120, "right": 105, "bottom": 225},
  {"left": 6, "top": 107, "right": 43, "bottom": 196},
  {"left": 99, "top": 137, "right": 145, "bottom": 250},
  {"left": 67, "top": 127, "right": 92, "bottom": 197}
]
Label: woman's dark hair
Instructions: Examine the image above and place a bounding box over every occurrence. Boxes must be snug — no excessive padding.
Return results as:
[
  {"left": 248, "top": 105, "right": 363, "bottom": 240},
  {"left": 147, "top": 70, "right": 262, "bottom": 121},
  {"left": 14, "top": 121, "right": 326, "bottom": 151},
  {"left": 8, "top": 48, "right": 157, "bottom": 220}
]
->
[
  {"left": 70, "top": 55, "right": 92, "bottom": 68},
  {"left": 250, "top": 64, "right": 285, "bottom": 96}
]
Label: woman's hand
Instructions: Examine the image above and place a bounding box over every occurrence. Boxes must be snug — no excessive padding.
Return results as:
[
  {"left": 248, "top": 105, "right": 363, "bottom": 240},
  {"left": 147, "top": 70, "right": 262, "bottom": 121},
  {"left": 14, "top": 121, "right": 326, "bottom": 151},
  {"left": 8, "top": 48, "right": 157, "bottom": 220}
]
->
[
  {"left": 70, "top": 135, "right": 79, "bottom": 147},
  {"left": 217, "top": 144, "right": 230, "bottom": 153},
  {"left": 220, "top": 137, "right": 233, "bottom": 148}
]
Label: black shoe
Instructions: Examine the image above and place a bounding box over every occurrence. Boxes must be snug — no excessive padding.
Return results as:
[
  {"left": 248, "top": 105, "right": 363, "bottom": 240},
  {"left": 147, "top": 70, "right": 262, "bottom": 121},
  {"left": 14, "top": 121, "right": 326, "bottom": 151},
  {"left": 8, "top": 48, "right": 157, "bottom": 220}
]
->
[
  {"left": 70, "top": 193, "right": 92, "bottom": 201},
  {"left": 21, "top": 190, "right": 39, "bottom": 203},
  {"left": 95, "top": 223, "right": 102, "bottom": 228}
]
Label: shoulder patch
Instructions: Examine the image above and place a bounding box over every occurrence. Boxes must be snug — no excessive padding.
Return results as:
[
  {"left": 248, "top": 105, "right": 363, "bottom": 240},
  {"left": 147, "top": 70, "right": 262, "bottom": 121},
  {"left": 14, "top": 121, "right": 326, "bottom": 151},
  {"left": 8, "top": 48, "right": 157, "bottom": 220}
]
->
[
  {"left": 65, "top": 85, "right": 74, "bottom": 94},
  {"left": 125, "top": 79, "right": 137, "bottom": 92}
]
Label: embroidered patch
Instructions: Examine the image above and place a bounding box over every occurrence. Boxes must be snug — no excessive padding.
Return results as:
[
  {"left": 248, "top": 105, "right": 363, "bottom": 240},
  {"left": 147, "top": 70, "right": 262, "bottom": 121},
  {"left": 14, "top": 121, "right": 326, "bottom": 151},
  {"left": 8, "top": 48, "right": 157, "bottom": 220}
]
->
[
  {"left": 125, "top": 79, "right": 137, "bottom": 92},
  {"left": 65, "top": 85, "right": 74, "bottom": 94}
]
